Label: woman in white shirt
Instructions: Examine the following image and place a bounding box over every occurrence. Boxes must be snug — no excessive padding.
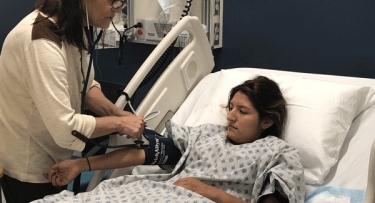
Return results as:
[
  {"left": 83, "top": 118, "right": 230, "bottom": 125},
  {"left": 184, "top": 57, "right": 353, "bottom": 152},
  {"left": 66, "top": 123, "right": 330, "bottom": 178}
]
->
[{"left": 0, "top": 0, "right": 145, "bottom": 202}]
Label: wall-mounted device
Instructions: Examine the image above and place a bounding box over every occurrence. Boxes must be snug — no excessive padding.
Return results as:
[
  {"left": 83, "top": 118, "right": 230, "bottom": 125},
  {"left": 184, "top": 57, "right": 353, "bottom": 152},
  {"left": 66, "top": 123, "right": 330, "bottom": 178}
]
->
[
  {"left": 99, "top": 0, "right": 223, "bottom": 49},
  {"left": 135, "top": 19, "right": 177, "bottom": 42}
]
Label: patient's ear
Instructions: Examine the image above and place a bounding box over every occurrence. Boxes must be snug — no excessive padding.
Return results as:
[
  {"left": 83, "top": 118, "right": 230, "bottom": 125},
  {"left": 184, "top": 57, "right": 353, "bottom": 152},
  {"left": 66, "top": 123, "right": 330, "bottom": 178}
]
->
[{"left": 261, "top": 119, "right": 274, "bottom": 130}]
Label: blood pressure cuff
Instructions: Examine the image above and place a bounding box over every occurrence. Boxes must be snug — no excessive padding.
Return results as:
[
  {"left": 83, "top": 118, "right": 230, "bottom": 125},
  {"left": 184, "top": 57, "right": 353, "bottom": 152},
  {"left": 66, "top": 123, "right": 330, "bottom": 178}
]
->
[{"left": 143, "top": 128, "right": 182, "bottom": 166}]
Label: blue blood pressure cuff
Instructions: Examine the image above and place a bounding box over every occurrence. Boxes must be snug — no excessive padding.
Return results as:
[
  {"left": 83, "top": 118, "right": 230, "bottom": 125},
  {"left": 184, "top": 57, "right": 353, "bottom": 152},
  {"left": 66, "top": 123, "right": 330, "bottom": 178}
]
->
[{"left": 143, "top": 128, "right": 182, "bottom": 166}]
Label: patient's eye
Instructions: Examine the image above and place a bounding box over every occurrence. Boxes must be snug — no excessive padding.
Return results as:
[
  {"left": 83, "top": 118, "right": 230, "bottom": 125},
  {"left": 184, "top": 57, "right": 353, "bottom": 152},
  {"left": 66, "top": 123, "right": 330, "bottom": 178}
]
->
[
  {"left": 227, "top": 105, "right": 233, "bottom": 111},
  {"left": 240, "top": 108, "right": 248, "bottom": 114}
]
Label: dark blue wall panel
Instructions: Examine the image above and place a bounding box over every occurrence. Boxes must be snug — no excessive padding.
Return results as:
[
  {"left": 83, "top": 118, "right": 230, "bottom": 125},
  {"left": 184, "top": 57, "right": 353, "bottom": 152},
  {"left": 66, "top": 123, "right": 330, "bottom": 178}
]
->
[
  {"left": 1, "top": 0, "right": 374, "bottom": 84},
  {"left": 0, "top": 0, "right": 35, "bottom": 51},
  {"left": 214, "top": 0, "right": 375, "bottom": 78}
]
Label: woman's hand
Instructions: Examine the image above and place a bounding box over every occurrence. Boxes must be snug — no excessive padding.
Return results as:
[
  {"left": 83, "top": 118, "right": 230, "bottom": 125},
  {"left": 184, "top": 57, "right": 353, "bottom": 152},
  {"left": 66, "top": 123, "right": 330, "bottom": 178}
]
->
[
  {"left": 43, "top": 159, "right": 83, "bottom": 187},
  {"left": 92, "top": 114, "right": 145, "bottom": 141},
  {"left": 115, "top": 110, "right": 133, "bottom": 117},
  {"left": 117, "top": 114, "right": 146, "bottom": 140}
]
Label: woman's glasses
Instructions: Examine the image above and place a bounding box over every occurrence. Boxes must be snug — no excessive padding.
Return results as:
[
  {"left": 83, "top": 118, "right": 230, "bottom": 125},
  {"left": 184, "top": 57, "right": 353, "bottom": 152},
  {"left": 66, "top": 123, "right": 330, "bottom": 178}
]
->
[{"left": 111, "top": 0, "right": 127, "bottom": 9}]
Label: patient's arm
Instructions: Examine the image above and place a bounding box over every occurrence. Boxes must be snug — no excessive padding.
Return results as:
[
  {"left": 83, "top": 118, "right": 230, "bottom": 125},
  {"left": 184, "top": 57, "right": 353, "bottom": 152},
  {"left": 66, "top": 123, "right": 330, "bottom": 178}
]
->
[
  {"left": 174, "top": 177, "right": 247, "bottom": 203},
  {"left": 174, "top": 177, "right": 287, "bottom": 203},
  {"left": 45, "top": 148, "right": 145, "bottom": 186},
  {"left": 46, "top": 131, "right": 180, "bottom": 186}
]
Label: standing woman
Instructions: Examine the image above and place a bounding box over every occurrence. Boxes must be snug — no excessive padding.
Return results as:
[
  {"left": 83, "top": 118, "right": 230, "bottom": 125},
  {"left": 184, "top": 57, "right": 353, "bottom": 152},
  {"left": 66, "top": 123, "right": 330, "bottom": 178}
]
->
[{"left": 0, "top": 0, "right": 145, "bottom": 202}]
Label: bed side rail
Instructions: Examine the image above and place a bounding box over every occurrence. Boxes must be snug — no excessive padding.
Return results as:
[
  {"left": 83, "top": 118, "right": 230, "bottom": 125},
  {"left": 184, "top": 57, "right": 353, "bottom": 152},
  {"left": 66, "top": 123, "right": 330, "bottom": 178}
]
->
[
  {"left": 86, "top": 16, "right": 214, "bottom": 191},
  {"left": 364, "top": 138, "right": 375, "bottom": 203}
]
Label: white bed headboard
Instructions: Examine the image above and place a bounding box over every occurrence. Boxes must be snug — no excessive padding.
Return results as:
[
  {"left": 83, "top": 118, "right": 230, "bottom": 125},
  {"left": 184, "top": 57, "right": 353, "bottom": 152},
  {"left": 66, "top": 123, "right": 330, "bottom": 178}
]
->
[
  {"left": 233, "top": 67, "right": 375, "bottom": 90},
  {"left": 115, "top": 16, "right": 215, "bottom": 132},
  {"left": 87, "top": 16, "right": 215, "bottom": 191}
]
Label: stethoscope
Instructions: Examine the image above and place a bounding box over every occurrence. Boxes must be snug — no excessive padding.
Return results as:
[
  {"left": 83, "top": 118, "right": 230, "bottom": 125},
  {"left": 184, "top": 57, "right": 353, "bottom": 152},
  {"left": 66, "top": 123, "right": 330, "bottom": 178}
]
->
[
  {"left": 80, "top": 27, "right": 102, "bottom": 112},
  {"left": 73, "top": 27, "right": 159, "bottom": 149}
]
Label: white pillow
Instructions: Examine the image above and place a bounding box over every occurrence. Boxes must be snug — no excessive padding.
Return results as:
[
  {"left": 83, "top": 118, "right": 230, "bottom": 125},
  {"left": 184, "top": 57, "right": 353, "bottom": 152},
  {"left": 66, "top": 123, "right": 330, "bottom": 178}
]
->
[{"left": 172, "top": 69, "right": 375, "bottom": 184}]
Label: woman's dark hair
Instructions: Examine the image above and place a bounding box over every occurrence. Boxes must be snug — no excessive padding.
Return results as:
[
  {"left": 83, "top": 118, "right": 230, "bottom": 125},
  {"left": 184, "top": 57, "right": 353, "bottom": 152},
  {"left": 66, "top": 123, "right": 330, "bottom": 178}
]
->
[
  {"left": 34, "top": 0, "right": 87, "bottom": 50},
  {"left": 226, "top": 76, "right": 287, "bottom": 139}
]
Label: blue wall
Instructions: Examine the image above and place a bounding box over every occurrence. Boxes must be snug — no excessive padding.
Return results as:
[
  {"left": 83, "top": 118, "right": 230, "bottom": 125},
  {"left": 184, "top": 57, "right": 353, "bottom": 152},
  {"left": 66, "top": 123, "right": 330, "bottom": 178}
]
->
[
  {"left": 216, "top": 0, "right": 375, "bottom": 78},
  {"left": 1, "top": 0, "right": 375, "bottom": 85},
  {"left": 0, "top": 0, "right": 35, "bottom": 50}
]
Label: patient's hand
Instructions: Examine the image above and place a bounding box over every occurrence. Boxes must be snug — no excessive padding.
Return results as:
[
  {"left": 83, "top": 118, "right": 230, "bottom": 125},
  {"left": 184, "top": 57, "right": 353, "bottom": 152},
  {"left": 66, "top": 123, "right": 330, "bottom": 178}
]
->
[
  {"left": 174, "top": 177, "right": 208, "bottom": 194},
  {"left": 43, "top": 159, "right": 82, "bottom": 186},
  {"left": 174, "top": 177, "right": 247, "bottom": 203}
]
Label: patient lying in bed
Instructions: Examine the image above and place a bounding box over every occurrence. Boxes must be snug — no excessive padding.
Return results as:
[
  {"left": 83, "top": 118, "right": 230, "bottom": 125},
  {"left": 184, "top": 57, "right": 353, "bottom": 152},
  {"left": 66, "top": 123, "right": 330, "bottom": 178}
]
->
[{"left": 36, "top": 76, "right": 305, "bottom": 203}]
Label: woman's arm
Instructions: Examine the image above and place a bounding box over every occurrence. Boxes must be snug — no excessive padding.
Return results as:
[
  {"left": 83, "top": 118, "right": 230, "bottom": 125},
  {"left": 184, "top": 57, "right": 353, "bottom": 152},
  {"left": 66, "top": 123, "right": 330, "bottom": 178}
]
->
[
  {"left": 83, "top": 86, "right": 145, "bottom": 140},
  {"left": 174, "top": 177, "right": 247, "bottom": 203},
  {"left": 84, "top": 86, "right": 131, "bottom": 117}
]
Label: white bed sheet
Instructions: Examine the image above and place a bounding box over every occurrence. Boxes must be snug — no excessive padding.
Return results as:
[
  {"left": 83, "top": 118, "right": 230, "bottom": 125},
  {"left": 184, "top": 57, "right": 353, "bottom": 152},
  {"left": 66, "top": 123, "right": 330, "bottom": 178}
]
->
[{"left": 170, "top": 67, "right": 375, "bottom": 198}]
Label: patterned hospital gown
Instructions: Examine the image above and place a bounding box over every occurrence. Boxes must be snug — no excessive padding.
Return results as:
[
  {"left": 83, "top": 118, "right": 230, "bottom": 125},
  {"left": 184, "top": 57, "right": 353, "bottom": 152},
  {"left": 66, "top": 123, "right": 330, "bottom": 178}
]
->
[{"left": 33, "top": 121, "right": 305, "bottom": 203}]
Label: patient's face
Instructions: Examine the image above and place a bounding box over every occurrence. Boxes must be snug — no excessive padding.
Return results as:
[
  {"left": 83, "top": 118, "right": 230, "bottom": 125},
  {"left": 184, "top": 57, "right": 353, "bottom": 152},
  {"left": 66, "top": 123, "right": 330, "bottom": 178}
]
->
[{"left": 226, "top": 92, "right": 266, "bottom": 144}]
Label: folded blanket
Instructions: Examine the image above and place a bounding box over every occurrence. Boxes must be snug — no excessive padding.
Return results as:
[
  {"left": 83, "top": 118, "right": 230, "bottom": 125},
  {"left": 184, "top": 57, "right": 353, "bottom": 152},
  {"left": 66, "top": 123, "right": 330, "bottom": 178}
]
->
[{"left": 305, "top": 186, "right": 365, "bottom": 203}]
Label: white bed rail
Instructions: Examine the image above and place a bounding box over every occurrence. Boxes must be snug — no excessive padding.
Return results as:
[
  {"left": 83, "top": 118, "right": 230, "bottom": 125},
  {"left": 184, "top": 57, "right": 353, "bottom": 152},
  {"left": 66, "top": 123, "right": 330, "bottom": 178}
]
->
[
  {"left": 364, "top": 138, "right": 375, "bottom": 203},
  {"left": 115, "top": 16, "right": 214, "bottom": 112},
  {"left": 86, "top": 16, "right": 215, "bottom": 191}
]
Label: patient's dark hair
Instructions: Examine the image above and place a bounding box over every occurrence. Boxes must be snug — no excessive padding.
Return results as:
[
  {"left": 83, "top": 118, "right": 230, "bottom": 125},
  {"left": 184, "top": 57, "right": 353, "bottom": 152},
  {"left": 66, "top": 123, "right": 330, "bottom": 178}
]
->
[
  {"left": 226, "top": 76, "right": 287, "bottom": 139},
  {"left": 34, "top": 0, "right": 87, "bottom": 50}
]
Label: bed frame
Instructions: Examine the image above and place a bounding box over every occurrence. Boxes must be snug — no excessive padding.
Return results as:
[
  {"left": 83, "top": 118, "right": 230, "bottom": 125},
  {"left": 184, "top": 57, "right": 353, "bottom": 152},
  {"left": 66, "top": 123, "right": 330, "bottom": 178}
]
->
[
  {"left": 86, "top": 21, "right": 375, "bottom": 203},
  {"left": 86, "top": 16, "right": 215, "bottom": 191},
  {"left": 365, "top": 141, "right": 375, "bottom": 203},
  {"left": 84, "top": 16, "right": 375, "bottom": 202}
]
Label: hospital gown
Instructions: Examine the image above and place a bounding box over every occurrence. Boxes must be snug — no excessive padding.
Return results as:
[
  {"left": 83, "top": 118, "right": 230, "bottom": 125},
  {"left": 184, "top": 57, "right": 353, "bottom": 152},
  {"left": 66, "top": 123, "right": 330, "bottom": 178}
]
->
[{"left": 33, "top": 121, "right": 305, "bottom": 203}]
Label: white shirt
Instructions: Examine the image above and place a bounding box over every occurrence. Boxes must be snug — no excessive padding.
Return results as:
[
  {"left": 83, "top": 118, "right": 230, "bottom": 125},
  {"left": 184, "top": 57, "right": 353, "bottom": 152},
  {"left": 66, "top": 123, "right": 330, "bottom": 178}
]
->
[{"left": 0, "top": 10, "right": 98, "bottom": 183}]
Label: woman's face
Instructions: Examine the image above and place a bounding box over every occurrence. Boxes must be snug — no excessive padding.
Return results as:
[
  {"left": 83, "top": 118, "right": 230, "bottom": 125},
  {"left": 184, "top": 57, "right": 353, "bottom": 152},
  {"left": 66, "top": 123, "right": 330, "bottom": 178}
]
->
[
  {"left": 84, "top": 0, "right": 123, "bottom": 29},
  {"left": 226, "top": 92, "right": 271, "bottom": 144}
]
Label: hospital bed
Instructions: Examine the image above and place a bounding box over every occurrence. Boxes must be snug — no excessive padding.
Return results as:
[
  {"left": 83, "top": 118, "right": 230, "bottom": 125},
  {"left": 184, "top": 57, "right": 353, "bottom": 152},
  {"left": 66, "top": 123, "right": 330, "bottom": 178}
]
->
[
  {"left": 82, "top": 16, "right": 375, "bottom": 202},
  {"left": 2, "top": 15, "right": 374, "bottom": 202}
]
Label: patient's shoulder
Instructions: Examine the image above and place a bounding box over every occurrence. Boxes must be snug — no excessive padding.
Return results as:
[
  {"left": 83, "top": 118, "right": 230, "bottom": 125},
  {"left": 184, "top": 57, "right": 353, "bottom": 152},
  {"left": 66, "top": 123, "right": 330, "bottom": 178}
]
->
[{"left": 264, "top": 136, "right": 299, "bottom": 152}]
